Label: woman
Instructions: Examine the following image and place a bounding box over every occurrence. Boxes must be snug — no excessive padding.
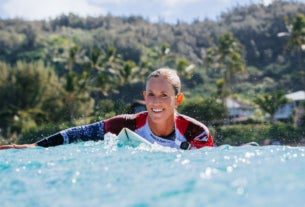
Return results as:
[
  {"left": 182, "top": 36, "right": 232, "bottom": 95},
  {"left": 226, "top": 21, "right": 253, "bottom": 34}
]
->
[{"left": 0, "top": 68, "right": 213, "bottom": 150}]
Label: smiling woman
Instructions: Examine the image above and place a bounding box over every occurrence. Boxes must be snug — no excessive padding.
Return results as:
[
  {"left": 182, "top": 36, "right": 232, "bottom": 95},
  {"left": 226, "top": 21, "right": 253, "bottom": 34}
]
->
[{"left": 0, "top": 68, "right": 214, "bottom": 150}]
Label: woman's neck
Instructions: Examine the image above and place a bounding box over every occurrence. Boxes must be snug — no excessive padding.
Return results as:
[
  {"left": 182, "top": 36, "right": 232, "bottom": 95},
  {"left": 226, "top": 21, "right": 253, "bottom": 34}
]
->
[{"left": 147, "top": 115, "right": 176, "bottom": 137}]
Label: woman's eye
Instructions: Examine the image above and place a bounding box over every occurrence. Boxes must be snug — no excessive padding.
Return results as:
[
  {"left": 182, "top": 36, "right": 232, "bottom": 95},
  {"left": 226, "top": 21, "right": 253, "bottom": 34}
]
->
[
  {"left": 148, "top": 93, "right": 154, "bottom": 96},
  {"left": 161, "top": 94, "right": 168, "bottom": 98}
]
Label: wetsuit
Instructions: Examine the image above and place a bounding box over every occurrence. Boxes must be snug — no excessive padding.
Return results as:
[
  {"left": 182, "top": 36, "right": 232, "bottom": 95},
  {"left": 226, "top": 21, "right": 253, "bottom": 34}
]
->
[{"left": 36, "top": 111, "right": 213, "bottom": 150}]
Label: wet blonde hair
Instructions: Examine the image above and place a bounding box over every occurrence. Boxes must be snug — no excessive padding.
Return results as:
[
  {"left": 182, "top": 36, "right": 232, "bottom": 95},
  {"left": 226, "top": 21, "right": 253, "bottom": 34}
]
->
[{"left": 146, "top": 68, "right": 181, "bottom": 95}]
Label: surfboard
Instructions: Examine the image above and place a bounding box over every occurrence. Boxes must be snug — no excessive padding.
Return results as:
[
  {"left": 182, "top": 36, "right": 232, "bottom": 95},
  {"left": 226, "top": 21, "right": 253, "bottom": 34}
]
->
[{"left": 117, "top": 128, "right": 152, "bottom": 147}]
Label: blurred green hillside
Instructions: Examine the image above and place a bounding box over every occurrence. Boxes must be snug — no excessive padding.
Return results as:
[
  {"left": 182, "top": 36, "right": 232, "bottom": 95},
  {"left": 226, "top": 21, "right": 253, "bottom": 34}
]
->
[{"left": 0, "top": 1, "right": 305, "bottom": 145}]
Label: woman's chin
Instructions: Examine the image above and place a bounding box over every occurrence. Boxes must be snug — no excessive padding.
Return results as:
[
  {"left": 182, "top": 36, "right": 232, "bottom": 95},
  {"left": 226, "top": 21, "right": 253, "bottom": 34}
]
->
[{"left": 148, "top": 113, "right": 165, "bottom": 123}]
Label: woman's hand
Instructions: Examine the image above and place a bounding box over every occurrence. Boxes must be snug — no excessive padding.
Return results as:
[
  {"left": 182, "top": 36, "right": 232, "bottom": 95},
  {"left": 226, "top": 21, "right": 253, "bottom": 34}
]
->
[{"left": 0, "top": 144, "right": 37, "bottom": 150}]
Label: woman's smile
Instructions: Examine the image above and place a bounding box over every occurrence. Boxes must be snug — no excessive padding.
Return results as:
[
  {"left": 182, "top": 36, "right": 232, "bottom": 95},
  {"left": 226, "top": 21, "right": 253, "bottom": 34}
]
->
[{"left": 152, "top": 108, "right": 164, "bottom": 113}]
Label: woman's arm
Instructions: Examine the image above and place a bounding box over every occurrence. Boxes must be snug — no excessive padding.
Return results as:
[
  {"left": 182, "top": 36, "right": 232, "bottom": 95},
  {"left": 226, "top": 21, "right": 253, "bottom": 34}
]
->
[
  {"left": 0, "top": 143, "right": 36, "bottom": 150},
  {"left": 0, "top": 121, "right": 105, "bottom": 150},
  {"left": 36, "top": 121, "right": 105, "bottom": 147}
]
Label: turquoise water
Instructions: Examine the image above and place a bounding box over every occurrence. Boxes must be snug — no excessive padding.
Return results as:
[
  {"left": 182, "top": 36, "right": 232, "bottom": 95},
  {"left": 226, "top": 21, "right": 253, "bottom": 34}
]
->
[{"left": 1, "top": 134, "right": 305, "bottom": 207}]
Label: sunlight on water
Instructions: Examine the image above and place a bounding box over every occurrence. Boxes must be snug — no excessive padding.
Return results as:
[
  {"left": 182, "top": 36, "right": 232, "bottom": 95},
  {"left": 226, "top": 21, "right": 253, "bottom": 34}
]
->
[{"left": 0, "top": 134, "right": 305, "bottom": 207}]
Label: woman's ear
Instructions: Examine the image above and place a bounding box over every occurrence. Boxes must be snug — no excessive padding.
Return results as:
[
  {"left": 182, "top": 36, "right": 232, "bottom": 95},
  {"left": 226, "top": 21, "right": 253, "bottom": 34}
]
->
[{"left": 176, "top": 93, "right": 184, "bottom": 106}]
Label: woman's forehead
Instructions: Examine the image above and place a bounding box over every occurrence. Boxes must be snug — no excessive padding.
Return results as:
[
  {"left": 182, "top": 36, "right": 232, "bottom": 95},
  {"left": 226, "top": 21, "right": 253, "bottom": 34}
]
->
[{"left": 146, "top": 77, "right": 175, "bottom": 92}]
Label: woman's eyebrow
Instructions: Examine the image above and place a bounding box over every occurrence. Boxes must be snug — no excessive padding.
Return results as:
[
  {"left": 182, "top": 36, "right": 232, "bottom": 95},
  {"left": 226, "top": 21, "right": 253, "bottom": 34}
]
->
[{"left": 147, "top": 89, "right": 170, "bottom": 94}]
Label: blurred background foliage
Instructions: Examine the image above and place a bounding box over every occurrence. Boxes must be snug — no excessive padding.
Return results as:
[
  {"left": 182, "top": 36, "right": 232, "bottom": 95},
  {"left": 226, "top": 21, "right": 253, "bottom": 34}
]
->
[{"left": 1, "top": 1, "right": 305, "bottom": 145}]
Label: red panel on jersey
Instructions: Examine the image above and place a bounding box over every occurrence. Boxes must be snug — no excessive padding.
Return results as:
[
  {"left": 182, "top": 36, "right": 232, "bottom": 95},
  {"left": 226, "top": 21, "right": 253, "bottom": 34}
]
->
[{"left": 135, "top": 112, "right": 148, "bottom": 129}]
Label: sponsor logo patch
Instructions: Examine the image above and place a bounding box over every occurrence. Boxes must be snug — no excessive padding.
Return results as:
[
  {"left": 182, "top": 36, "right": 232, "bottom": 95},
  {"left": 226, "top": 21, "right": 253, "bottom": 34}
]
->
[{"left": 194, "top": 131, "right": 208, "bottom": 141}]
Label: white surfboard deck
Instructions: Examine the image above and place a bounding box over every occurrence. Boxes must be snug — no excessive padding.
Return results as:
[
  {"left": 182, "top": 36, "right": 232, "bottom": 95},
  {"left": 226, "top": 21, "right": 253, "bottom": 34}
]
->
[{"left": 117, "top": 128, "right": 152, "bottom": 147}]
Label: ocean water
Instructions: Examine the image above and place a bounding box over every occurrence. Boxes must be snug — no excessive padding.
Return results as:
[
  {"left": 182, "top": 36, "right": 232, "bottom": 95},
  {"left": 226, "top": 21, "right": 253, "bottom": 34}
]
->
[{"left": 1, "top": 134, "right": 305, "bottom": 207}]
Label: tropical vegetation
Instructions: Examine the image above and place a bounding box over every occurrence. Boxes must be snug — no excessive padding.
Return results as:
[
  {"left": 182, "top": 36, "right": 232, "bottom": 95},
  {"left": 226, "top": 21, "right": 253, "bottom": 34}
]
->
[{"left": 1, "top": 0, "right": 305, "bottom": 145}]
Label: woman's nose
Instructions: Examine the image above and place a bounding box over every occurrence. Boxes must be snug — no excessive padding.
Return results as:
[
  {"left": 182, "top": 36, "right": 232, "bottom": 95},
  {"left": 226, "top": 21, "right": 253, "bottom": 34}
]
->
[{"left": 152, "top": 96, "right": 162, "bottom": 104}]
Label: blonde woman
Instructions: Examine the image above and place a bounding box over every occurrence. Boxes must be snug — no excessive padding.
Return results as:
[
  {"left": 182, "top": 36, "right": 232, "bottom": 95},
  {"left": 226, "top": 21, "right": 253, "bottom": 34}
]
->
[{"left": 0, "top": 68, "right": 213, "bottom": 150}]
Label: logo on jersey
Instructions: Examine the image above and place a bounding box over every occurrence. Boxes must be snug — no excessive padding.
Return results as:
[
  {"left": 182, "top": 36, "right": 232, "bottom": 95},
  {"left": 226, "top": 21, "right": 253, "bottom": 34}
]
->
[{"left": 194, "top": 131, "right": 208, "bottom": 142}]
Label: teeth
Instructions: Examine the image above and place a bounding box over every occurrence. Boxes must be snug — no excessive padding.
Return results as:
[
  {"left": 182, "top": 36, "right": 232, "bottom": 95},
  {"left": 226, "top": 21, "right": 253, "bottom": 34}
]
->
[{"left": 152, "top": 108, "right": 163, "bottom": 112}]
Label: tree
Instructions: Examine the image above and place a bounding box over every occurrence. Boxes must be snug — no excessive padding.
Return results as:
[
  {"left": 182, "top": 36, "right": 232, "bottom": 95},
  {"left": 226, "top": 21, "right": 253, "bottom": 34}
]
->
[
  {"left": 87, "top": 47, "right": 123, "bottom": 96},
  {"left": 287, "top": 14, "right": 305, "bottom": 56},
  {"left": 279, "top": 14, "right": 305, "bottom": 67},
  {"left": 118, "top": 60, "right": 139, "bottom": 85},
  {"left": 145, "top": 44, "right": 175, "bottom": 69},
  {"left": 179, "top": 96, "right": 227, "bottom": 125},
  {"left": 254, "top": 91, "right": 288, "bottom": 121},
  {"left": 0, "top": 61, "right": 64, "bottom": 135},
  {"left": 205, "top": 32, "right": 246, "bottom": 99},
  {"left": 287, "top": 14, "right": 305, "bottom": 87},
  {"left": 176, "top": 58, "right": 195, "bottom": 79}
]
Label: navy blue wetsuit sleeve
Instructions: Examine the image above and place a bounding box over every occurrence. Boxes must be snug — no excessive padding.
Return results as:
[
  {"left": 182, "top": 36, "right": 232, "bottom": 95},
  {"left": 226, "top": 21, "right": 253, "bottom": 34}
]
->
[
  {"left": 36, "top": 121, "right": 105, "bottom": 147},
  {"left": 60, "top": 121, "right": 105, "bottom": 144},
  {"left": 36, "top": 133, "right": 64, "bottom": 147}
]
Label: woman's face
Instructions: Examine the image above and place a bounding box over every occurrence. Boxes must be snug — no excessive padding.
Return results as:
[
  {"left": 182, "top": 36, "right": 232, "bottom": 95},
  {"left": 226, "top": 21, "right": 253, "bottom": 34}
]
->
[{"left": 143, "top": 76, "right": 178, "bottom": 124}]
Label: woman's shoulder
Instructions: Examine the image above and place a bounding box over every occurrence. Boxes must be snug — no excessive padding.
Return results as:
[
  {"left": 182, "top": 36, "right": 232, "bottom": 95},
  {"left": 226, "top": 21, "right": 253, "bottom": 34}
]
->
[
  {"left": 176, "top": 113, "right": 213, "bottom": 145},
  {"left": 102, "top": 111, "right": 147, "bottom": 134},
  {"left": 103, "top": 111, "right": 148, "bottom": 131},
  {"left": 176, "top": 113, "right": 209, "bottom": 129}
]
